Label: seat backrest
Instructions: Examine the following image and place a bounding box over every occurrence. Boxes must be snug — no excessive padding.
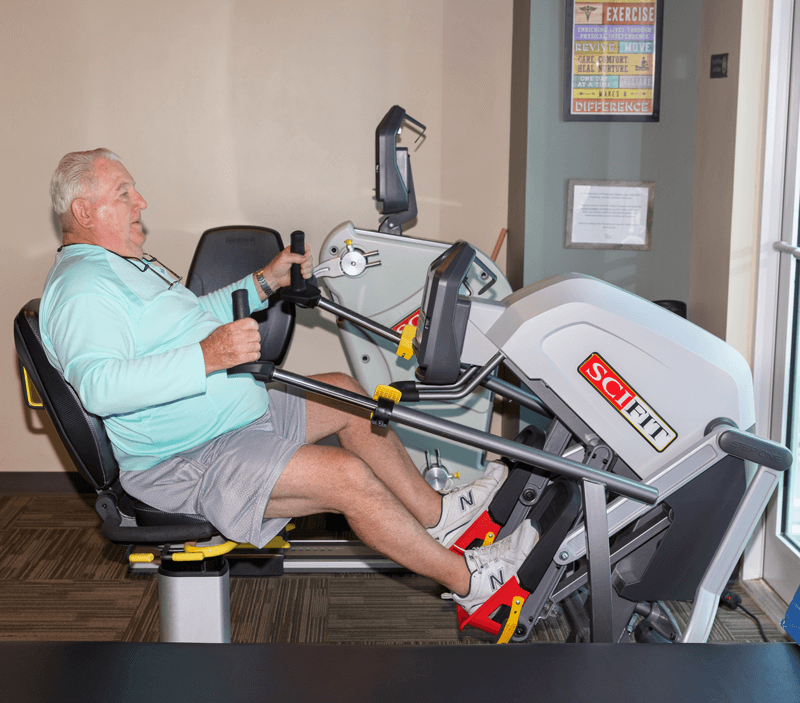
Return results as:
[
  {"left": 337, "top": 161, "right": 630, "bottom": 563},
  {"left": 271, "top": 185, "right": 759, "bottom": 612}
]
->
[
  {"left": 14, "top": 300, "right": 118, "bottom": 492},
  {"left": 186, "top": 226, "right": 296, "bottom": 364},
  {"left": 14, "top": 228, "right": 293, "bottom": 492}
]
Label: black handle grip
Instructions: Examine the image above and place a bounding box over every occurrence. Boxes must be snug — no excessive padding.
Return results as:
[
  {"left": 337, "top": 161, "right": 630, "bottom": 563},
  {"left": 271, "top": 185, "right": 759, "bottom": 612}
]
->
[
  {"left": 290, "top": 230, "right": 306, "bottom": 294},
  {"left": 718, "top": 430, "right": 794, "bottom": 472},
  {"left": 229, "top": 288, "right": 273, "bottom": 379},
  {"left": 282, "top": 230, "right": 321, "bottom": 308},
  {"left": 232, "top": 289, "right": 250, "bottom": 320}
]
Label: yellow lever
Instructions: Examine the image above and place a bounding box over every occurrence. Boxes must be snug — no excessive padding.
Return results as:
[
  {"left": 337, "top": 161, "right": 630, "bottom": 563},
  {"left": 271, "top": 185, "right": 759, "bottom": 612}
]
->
[
  {"left": 396, "top": 324, "right": 416, "bottom": 360},
  {"left": 22, "top": 367, "right": 43, "bottom": 408},
  {"left": 168, "top": 540, "right": 240, "bottom": 562},
  {"left": 172, "top": 552, "right": 205, "bottom": 562},
  {"left": 263, "top": 535, "right": 291, "bottom": 549},
  {"left": 497, "top": 596, "right": 525, "bottom": 644},
  {"left": 184, "top": 540, "right": 238, "bottom": 558},
  {"left": 374, "top": 385, "right": 402, "bottom": 403}
]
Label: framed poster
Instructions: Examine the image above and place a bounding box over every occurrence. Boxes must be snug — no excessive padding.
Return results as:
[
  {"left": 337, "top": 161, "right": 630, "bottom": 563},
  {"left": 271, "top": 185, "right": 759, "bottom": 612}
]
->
[
  {"left": 564, "top": 0, "right": 664, "bottom": 122},
  {"left": 565, "top": 179, "right": 654, "bottom": 250}
]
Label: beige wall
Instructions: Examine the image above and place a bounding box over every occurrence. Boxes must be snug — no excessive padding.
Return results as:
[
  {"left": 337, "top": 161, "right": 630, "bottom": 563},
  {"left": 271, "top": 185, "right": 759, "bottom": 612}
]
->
[
  {"left": 689, "top": 0, "right": 772, "bottom": 363},
  {"left": 727, "top": 0, "right": 772, "bottom": 362},
  {"left": 2, "top": 0, "right": 512, "bottom": 472}
]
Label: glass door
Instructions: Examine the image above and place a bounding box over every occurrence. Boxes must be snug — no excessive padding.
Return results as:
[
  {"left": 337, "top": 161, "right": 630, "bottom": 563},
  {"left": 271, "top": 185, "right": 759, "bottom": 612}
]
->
[
  {"left": 748, "top": 0, "right": 800, "bottom": 606},
  {"left": 785, "top": 273, "right": 800, "bottom": 553}
]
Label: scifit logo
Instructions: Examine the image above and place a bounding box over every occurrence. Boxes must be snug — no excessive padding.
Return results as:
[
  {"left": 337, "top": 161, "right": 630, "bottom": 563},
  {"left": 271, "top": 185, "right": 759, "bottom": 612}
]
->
[
  {"left": 392, "top": 309, "right": 420, "bottom": 334},
  {"left": 578, "top": 353, "right": 677, "bottom": 452}
]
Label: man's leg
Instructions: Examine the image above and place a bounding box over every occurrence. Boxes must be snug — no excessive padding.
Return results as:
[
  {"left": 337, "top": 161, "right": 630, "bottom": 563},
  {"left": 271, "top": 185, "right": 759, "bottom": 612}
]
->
[
  {"left": 298, "top": 374, "right": 510, "bottom": 550},
  {"left": 303, "top": 373, "right": 444, "bottom": 528},
  {"left": 263, "top": 373, "right": 537, "bottom": 609},
  {"left": 264, "top": 435, "right": 471, "bottom": 595},
  {"left": 264, "top": 373, "right": 470, "bottom": 593}
]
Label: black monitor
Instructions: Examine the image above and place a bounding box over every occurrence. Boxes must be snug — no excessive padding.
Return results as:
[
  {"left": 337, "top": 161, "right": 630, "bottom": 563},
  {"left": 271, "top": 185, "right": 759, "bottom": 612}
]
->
[
  {"left": 414, "top": 241, "right": 476, "bottom": 385},
  {"left": 375, "top": 105, "right": 425, "bottom": 234}
]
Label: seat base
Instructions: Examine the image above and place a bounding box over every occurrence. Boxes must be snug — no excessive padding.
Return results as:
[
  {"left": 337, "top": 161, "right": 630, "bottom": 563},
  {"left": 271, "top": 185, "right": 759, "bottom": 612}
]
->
[{"left": 158, "top": 556, "right": 231, "bottom": 643}]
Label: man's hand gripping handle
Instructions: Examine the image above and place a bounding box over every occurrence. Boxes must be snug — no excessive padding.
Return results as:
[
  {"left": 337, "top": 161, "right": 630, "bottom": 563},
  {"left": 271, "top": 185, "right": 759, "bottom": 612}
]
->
[{"left": 226, "top": 289, "right": 275, "bottom": 381}]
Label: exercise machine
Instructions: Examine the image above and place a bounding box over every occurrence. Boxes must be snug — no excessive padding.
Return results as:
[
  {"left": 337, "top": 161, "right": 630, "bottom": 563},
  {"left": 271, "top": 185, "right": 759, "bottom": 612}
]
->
[
  {"left": 15, "top": 227, "right": 791, "bottom": 644},
  {"left": 313, "top": 106, "right": 512, "bottom": 489},
  {"left": 232, "top": 231, "right": 792, "bottom": 644}
]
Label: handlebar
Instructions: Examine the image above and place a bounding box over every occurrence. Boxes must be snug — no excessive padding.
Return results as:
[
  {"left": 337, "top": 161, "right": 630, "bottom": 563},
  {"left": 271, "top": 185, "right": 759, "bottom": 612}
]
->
[
  {"left": 232, "top": 289, "right": 250, "bottom": 321},
  {"left": 290, "top": 230, "right": 305, "bottom": 295},
  {"left": 227, "top": 289, "right": 274, "bottom": 381},
  {"left": 281, "top": 230, "right": 321, "bottom": 308}
]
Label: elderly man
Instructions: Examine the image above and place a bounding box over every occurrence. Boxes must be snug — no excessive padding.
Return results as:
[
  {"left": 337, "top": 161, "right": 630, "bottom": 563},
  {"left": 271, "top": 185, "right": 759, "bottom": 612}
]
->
[{"left": 40, "top": 148, "right": 538, "bottom": 618}]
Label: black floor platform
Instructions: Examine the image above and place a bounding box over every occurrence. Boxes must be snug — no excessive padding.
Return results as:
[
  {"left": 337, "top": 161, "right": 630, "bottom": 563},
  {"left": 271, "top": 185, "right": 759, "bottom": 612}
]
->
[{"left": 1, "top": 641, "right": 798, "bottom": 702}]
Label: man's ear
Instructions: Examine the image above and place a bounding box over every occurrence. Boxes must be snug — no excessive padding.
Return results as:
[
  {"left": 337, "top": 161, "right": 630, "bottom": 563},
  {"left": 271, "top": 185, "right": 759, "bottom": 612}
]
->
[{"left": 71, "top": 198, "right": 93, "bottom": 229}]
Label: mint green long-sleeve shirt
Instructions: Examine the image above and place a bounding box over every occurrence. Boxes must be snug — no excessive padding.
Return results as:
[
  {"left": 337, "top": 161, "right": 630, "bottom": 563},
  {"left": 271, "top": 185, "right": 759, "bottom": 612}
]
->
[{"left": 40, "top": 244, "right": 270, "bottom": 472}]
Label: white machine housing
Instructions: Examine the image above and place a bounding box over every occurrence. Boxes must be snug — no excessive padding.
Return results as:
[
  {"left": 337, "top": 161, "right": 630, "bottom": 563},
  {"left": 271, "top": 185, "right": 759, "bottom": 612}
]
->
[
  {"left": 463, "top": 273, "right": 755, "bottom": 483},
  {"left": 318, "top": 221, "right": 512, "bottom": 487}
]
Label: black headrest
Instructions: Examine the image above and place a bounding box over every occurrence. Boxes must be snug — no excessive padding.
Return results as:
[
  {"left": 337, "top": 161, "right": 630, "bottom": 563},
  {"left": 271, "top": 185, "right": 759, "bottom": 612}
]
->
[{"left": 14, "top": 299, "right": 119, "bottom": 491}]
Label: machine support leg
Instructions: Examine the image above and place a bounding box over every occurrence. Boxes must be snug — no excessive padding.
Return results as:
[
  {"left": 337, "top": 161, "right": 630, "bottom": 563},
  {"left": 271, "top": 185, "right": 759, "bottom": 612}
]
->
[{"left": 583, "top": 477, "right": 613, "bottom": 643}]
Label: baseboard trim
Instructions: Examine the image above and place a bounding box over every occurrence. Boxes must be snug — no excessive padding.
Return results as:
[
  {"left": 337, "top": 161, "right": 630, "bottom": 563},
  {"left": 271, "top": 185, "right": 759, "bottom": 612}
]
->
[
  {"left": 741, "top": 578, "right": 789, "bottom": 636},
  {"left": 0, "top": 471, "right": 94, "bottom": 494}
]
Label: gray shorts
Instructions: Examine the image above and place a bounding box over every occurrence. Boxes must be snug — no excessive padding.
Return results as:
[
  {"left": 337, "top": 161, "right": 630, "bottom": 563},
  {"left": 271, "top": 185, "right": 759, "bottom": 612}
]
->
[{"left": 120, "top": 385, "right": 306, "bottom": 548}]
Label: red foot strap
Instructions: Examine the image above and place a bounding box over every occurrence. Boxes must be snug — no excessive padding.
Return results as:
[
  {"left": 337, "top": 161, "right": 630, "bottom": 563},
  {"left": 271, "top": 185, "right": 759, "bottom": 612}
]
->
[
  {"left": 456, "top": 576, "right": 530, "bottom": 636},
  {"left": 450, "top": 510, "right": 502, "bottom": 554}
]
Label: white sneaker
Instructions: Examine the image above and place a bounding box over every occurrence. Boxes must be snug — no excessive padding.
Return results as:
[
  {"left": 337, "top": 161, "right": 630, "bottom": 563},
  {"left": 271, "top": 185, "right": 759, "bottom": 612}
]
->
[
  {"left": 426, "top": 461, "right": 508, "bottom": 549},
  {"left": 452, "top": 519, "right": 539, "bottom": 615}
]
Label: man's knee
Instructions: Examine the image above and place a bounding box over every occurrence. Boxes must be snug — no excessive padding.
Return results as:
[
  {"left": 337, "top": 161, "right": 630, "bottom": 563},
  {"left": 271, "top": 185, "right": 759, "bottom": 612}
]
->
[
  {"left": 318, "top": 445, "right": 371, "bottom": 483},
  {"left": 323, "top": 447, "right": 386, "bottom": 503}
]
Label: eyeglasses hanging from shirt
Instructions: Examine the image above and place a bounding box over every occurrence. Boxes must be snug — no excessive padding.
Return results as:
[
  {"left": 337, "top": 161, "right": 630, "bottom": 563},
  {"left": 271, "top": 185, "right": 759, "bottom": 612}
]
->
[{"left": 116, "top": 253, "right": 183, "bottom": 289}]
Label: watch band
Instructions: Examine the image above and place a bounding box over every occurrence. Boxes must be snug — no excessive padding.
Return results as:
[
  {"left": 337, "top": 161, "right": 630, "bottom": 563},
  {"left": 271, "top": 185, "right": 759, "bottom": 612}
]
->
[{"left": 255, "top": 269, "right": 275, "bottom": 297}]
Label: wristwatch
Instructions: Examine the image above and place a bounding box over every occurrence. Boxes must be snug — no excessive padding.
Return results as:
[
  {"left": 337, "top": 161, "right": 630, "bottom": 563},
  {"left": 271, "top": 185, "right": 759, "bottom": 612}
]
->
[{"left": 255, "top": 269, "right": 275, "bottom": 297}]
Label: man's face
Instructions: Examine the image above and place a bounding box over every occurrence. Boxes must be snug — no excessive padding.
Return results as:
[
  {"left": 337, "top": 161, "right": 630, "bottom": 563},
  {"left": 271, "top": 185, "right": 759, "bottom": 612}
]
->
[{"left": 82, "top": 159, "right": 148, "bottom": 258}]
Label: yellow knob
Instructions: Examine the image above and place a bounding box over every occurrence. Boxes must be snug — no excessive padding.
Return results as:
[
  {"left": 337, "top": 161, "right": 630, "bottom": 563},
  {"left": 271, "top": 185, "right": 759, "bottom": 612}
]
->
[
  {"left": 374, "top": 385, "right": 402, "bottom": 403},
  {"left": 128, "top": 552, "right": 155, "bottom": 563},
  {"left": 396, "top": 324, "right": 417, "bottom": 360}
]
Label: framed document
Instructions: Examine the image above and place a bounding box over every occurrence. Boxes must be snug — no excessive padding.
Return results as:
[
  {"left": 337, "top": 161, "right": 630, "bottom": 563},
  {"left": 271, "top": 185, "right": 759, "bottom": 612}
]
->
[
  {"left": 564, "top": 0, "right": 664, "bottom": 122},
  {"left": 566, "top": 179, "right": 654, "bottom": 250}
]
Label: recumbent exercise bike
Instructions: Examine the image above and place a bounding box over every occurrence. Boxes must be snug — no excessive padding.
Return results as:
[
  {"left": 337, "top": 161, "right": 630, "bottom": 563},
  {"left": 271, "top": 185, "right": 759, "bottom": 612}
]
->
[
  {"left": 15, "top": 230, "right": 792, "bottom": 644},
  {"left": 232, "top": 231, "right": 793, "bottom": 644}
]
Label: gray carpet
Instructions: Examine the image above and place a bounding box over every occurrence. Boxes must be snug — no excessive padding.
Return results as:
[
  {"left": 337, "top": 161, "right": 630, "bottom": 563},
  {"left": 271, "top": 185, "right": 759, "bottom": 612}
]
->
[{"left": 0, "top": 491, "right": 790, "bottom": 644}]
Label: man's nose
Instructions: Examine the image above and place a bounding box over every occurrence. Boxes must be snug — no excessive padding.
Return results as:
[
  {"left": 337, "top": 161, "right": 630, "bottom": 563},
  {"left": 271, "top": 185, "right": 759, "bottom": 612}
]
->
[{"left": 134, "top": 190, "right": 148, "bottom": 210}]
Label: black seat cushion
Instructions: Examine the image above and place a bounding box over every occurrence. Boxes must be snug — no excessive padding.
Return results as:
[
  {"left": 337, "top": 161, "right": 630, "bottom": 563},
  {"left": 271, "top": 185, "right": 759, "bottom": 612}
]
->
[{"left": 118, "top": 493, "right": 210, "bottom": 527}]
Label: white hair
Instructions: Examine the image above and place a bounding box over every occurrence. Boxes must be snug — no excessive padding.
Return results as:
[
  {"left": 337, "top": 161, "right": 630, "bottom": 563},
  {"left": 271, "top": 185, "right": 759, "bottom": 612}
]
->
[{"left": 50, "top": 148, "right": 122, "bottom": 229}]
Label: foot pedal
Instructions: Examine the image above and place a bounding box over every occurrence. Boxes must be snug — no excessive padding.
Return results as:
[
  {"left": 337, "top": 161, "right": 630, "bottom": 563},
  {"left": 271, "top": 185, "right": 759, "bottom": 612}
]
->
[
  {"left": 456, "top": 577, "right": 530, "bottom": 637},
  {"left": 450, "top": 510, "right": 502, "bottom": 554}
]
